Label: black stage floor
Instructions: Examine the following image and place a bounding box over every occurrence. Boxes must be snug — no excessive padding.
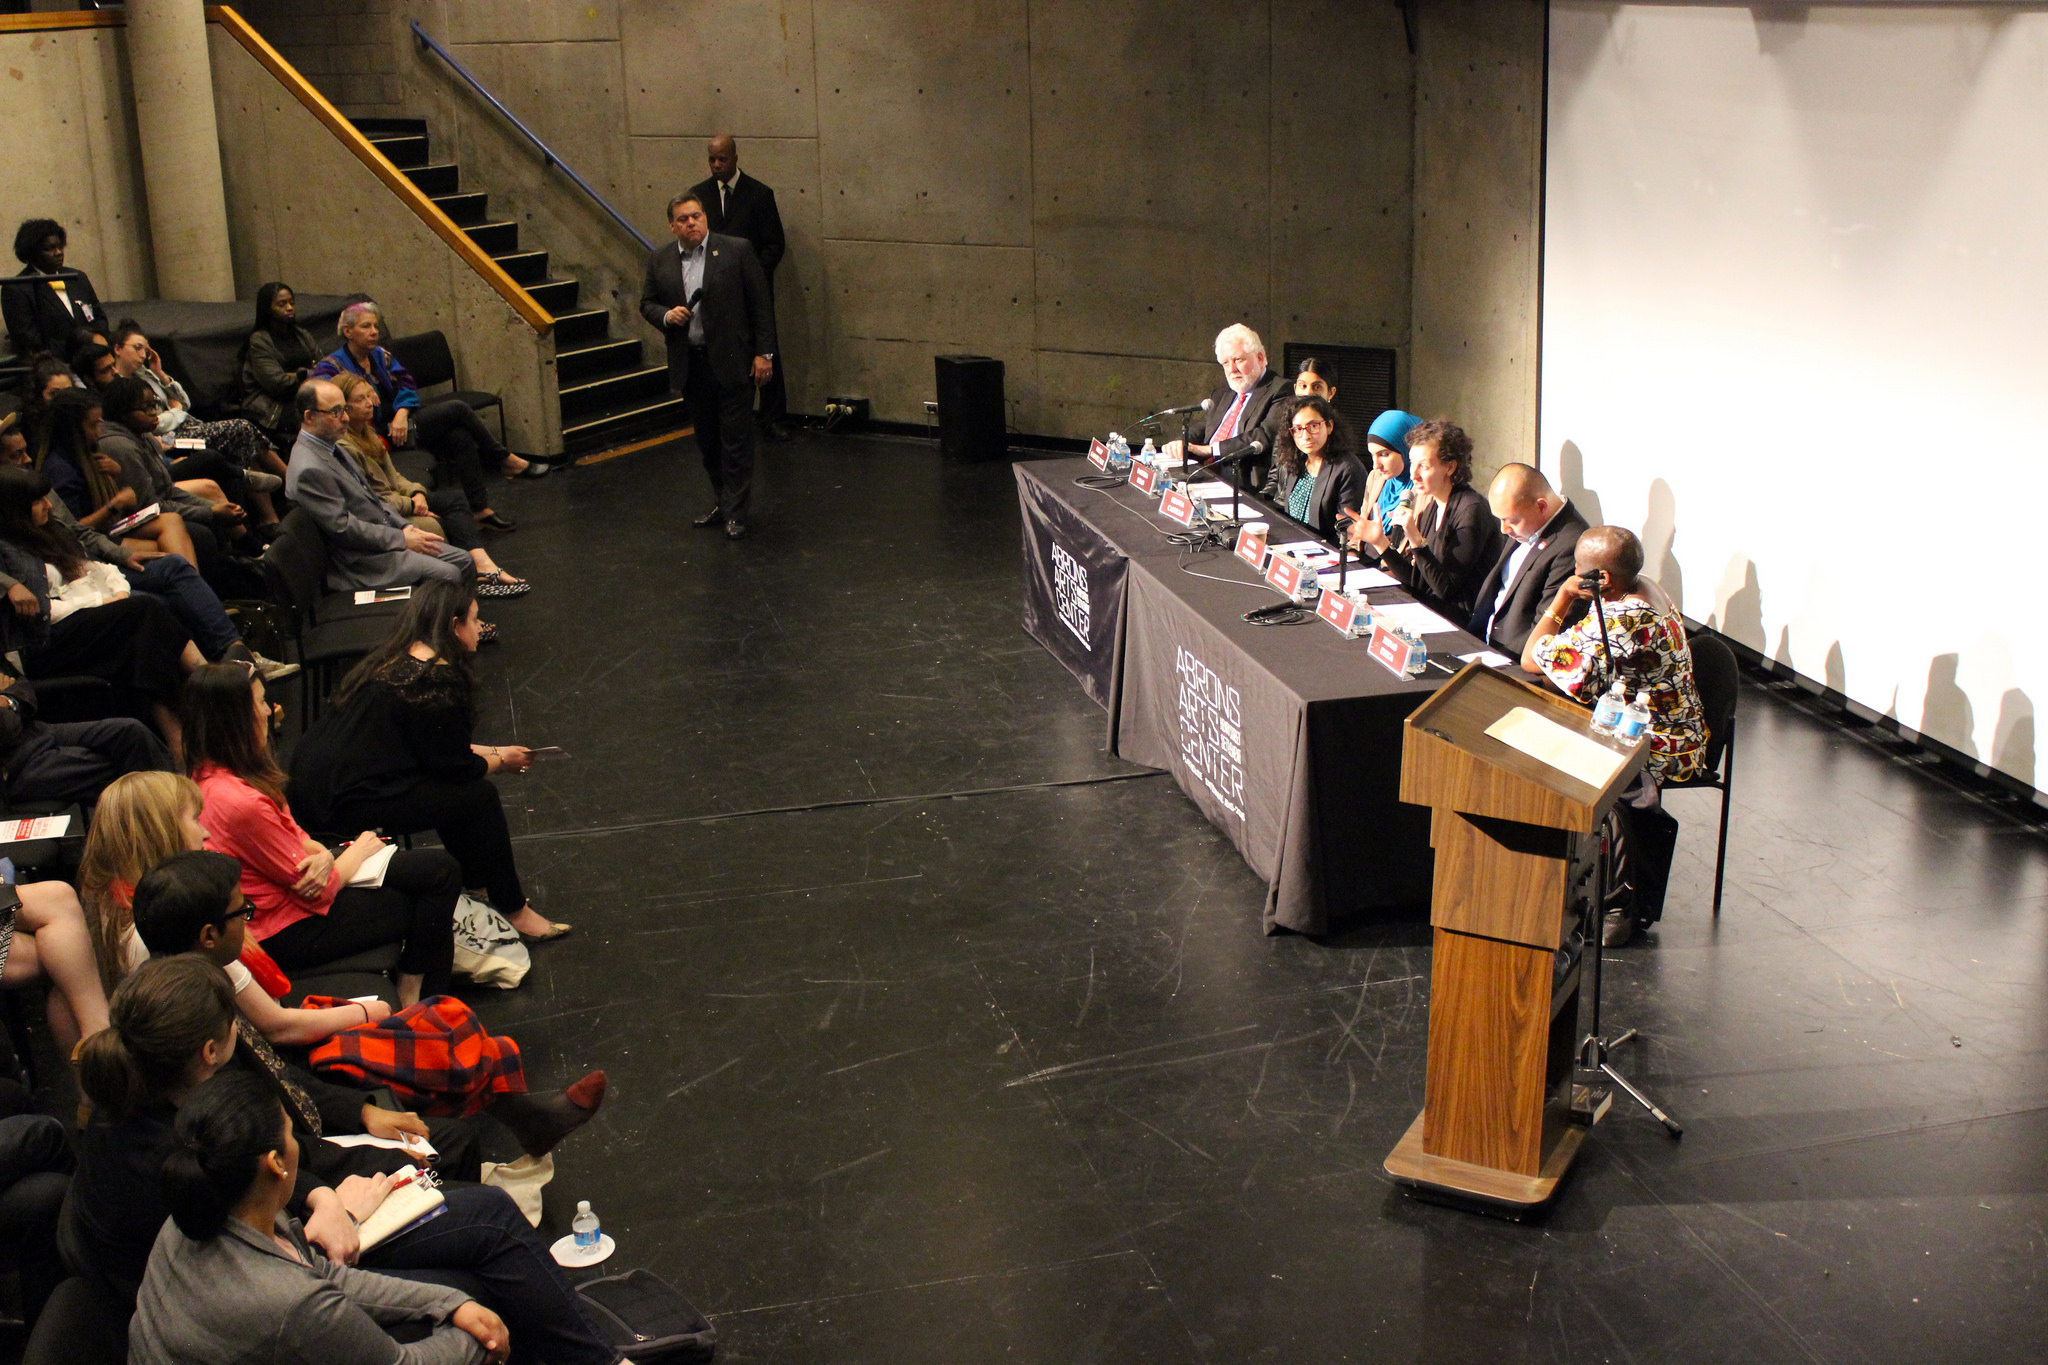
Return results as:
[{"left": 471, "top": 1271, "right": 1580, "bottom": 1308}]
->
[{"left": 336, "top": 433, "right": 2048, "bottom": 1362}]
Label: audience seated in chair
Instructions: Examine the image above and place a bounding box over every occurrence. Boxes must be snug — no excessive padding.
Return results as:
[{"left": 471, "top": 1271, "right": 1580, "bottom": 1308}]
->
[
  {"left": 311, "top": 301, "right": 542, "bottom": 532},
  {"left": 89, "top": 376, "right": 239, "bottom": 540},
  {"left": 76, "top": 958, "right": 626, "bottom": 1363},
  {"left": 182, "top": 661, "right": 456, "bottom": 1007},
  {"left": 3, "top": 411, "right": 294, "bottom": 681},
  {"left": 0, "top": 467, "right": 206, "bottom": 759},
  {"left": 0, "top": 669, "right": 170, "bottom": 810},
  {"left": 287, "top": 379, "right": 475, "bottom": 593},
  {"left": 70, "top": 341, "right": 117, "bottom": 394},
  {"left": 108, "top": 319, "right": 281, "bottom": 527},
  {"left": 333, "top": 372, "right": 530, "bottom": 599},
  {"left": 30, "top": 388, "right": 210, "bottom": 563},
  {"left": 292, "top": 582, "right": 565, "bottom": 945},
  {"left": 4, "top": 219, "right": 103, "bottom": 360},
  {"left": 16, "top": 361, "right": 75, "bottom": 454},
  {"left": 237, "top": 282, "right": 322, "bottom": 450},
  {"left": 1522, "top": 525, "right": 1707, "bottom": 946},
  {"left": 132, "top": 848, "right": 604, "bottom": 1143}
]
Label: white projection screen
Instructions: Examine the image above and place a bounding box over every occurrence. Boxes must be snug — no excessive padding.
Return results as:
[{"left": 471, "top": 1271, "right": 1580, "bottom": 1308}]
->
[{"left": 1540, "top": 3, "right": 2047, "bottom": 792}]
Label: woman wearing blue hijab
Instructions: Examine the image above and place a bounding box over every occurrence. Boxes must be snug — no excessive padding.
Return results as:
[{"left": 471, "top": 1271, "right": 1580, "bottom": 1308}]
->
[{"left": 1359, "top": 409, "right": 1420, "bottom": 540}]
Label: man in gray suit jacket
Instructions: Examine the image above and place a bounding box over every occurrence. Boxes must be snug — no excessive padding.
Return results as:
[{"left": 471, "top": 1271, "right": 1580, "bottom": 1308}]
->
[
  {"left": 285, "top": 379, "right": 471, "bottom": 591},
  {"left": 639, "top": 191, "right": 777, "bottom": 538}
]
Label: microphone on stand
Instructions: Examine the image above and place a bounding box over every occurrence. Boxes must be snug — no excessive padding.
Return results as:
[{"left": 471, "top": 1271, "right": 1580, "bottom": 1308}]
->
[
  {"left": 1142, "top": 398, "right": 1213, "bottom": 422},
  {"left": 1183, "top": 441, "right": 1265, "bottom": 535}
]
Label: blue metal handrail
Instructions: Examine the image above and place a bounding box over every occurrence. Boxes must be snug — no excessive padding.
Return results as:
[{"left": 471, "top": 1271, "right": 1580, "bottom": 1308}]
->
[{"left": 410, "top": 20, "right": 654, "bottom": 253}]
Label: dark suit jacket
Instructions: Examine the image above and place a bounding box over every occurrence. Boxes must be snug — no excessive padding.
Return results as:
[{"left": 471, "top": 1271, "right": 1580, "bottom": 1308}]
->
[
  {"left": 1467, "top": 499, "right": 1590, "bottom": 656},
  {"left": 638, "top": 232, "right": 778, "bottom": 393},
  {"left": 688, "top": 173, "right": 785, "bottom": 277},
  {"left": 1262, "top": 450, "right": 1371, "bottom": 543},
  {"left": 1193, "top": 369, "right": 1288, "bottom": 491},
  {"left": 3, "top": 265, "right": 104, "bottom": 358},
  {"left": 1381, "top": 483, "right": 1505, "bottom": 624}
]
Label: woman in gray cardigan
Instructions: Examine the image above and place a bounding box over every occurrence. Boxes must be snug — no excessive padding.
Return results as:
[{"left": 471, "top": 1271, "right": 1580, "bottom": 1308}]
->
[{"left": 129, "top": 1069, "right": 511, "bottom": 1365}]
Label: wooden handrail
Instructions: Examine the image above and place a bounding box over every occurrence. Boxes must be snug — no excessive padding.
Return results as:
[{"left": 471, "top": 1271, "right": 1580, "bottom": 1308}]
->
[
  {"left": 204, "top": 6, "right": 553, "bottom": 335},
  {"left": 0, "top": 11, "right": 125, "bottom": 34}
]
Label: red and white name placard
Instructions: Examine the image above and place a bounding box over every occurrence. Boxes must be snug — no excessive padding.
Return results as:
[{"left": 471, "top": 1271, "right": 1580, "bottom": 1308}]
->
[
  {"left": 1234, "top": 525, "right": 1269, "bottom": 570},
  {"left": 1367, "top": 622, "right": 1418, "bottom": 676},
  {"left": 1087, "top": 437, "right": 1110, "bottom": 470},
  {"left": 1264, "top": 555, "right": 1303, "bottom": 597},
  {"left": 1129, "top": 461, "right": 1159, "bottom": 494},
  {"left": 1317, "top": 589, "right": 1359, "bottom": 635},
  {"left": 1159, "top": 488, "right": 1197, "bottom": 527}
]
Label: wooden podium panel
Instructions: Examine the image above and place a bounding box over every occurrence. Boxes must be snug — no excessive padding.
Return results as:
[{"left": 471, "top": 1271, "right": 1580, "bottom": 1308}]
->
[
  {"left": 1386, "top": 664, "right": 1646, "bottom": 1212},
  {"left": 1420, "top": 927, "right": 1554, "bottom": 1173}
]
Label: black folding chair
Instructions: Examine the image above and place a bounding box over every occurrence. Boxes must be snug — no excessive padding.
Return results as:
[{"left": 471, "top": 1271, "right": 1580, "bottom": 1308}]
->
[
  {"left": 386, "top": 330, "right": 504, "bottom": 442},
  {"left": 1668, "top": 632, "right": 1739, "bottom": 915},
  {"left": 259, "top": 511, "right": 406, "bottom": 716}
]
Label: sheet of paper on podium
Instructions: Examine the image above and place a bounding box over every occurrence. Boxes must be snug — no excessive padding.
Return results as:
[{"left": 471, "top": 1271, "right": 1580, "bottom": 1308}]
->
[{"left": 1483, "top": 706, "right": 1628, "bottom": 789}]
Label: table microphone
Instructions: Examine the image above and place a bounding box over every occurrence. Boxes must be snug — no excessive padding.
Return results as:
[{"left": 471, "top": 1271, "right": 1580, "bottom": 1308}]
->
[{"left": 1143, "top": 398, "right": 1213, "bottom": 422}]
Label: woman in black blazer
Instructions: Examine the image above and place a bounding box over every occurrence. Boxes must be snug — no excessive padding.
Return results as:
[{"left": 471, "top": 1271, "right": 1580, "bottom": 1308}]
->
[
  {"left": 1259, "top": 396, "right": 1370, "bottom": 542},
  {"left": 1351, "top": 419, "right": 1503, "bottom": 622},
  {"left": 4, "top": 219, "right": 105, "bottom": 360}
]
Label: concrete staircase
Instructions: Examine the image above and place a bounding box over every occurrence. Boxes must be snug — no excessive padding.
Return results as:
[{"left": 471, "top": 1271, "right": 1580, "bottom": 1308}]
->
[{"left": 352, "top": 117, "right": 685, "bottom": 455}]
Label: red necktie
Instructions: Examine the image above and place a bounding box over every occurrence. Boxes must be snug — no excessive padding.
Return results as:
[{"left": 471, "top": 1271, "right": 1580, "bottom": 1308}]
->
[{"left": 1214, "top": 390, "right": 1250, "bottom": 443}]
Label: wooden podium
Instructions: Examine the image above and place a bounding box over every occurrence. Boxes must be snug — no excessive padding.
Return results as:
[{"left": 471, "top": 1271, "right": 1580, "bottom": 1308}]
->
[{"left": 1383, "top": 664, "right": 1648, "bottom": 1212}]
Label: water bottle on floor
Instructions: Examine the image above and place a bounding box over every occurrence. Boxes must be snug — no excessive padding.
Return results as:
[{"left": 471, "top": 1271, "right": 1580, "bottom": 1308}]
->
[
  {"left": 1617, "top": 689, "right": 1652, "bottom": 742},
  {"left": 572, "top": 1200, "right": 601, "bottom": 1249},
  {"left": 1591, "top": 680, "right": 1627, "bottom": 736}
]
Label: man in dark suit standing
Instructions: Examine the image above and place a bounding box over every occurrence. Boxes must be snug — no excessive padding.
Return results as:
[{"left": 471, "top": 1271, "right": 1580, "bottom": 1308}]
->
[
  {"left": 688, "top": 135, "right": 791, "bottom": 441},
  {"left": 1161, "top": 323, "right": 1287, "bottom": 493},
  {"left": 1468, "top": 463, "right": 1590, "bottom": 655},
  {"left": 639, "top": 192, "right": 777, "bottom": 539}
]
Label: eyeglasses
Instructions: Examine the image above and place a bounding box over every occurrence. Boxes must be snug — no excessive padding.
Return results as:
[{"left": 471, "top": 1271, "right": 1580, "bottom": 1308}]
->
[
  {"left": 317, "top": 405, "right": 347, "bottom": 416},
  {"left": 1290, "top": 420, "right": 1329, "bottom": 435},
  {"left": 215, "top": 905, "right": 256, "bottom": 924}
]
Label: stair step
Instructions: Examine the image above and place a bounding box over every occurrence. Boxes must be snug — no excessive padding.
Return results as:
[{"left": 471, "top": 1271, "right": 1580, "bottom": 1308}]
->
[
  {"left": 491, "top": 250, "right": 549, "bottom": 285},
  {"left": 402, "top": 163, "right": 460, "bottom": 196},
  {"left": 463, "top": 221, "right": 519, "bottom": 254},
  {"left": 551, "top": 308, "right": 610, "bottom": 347},
  {"left": 557, "top": 365, "right": 668, "bottom": 422},
  {"left": 367, "top": 134, "right": 429, "bottom": 168},
  {"left": 433, "top": 192, "right": 489, "bottom": 226},
  {"left": 556, "top": 338, "right": 643, "bottom": 385},
  {"left": 526, "top": 279, "right": 580, "bottom": 313},
  {"left": 352, "top": 116, "right": 428, "bottom": 138},
  {"left": 561, "top": 394, "right": 692, "bottom": 455}
]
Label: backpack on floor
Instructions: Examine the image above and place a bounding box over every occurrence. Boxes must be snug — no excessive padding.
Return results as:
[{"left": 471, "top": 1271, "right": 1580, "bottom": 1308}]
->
[{"left": 574, "top": 1269, "right": 717, "bottom": 1364}]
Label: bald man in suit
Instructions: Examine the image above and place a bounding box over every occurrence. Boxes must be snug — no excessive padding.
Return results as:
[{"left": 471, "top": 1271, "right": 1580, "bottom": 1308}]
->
[{"left": 1468, "top": 463, "right": 1589, "bottom": 656}]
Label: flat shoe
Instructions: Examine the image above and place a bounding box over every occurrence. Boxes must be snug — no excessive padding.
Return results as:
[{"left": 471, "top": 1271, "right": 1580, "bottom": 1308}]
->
[
  {"left": 476, "top": 574, "right": 530, "bottom": 599},
  {"left": 509, "top": 461, "right": 550, "bottom": 480},
  {"left": 478, "top": 621, "right": 500, "bottom": 645},
  {"left": 478, "top": 511, "right": 516, "bottom": 531},
  {"left": 691, "top": 507, "right": 724, "bottom": 529},
  {"left": 724, "top": 519, "right": 747, "bottom": 540},
  {"left": 518, "top": 920, "right": 572, "bottom": 944}
]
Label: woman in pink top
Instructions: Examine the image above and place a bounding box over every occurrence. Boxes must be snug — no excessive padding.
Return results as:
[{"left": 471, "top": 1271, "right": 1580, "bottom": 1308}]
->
[{"left": 181, "top": 662, "right": 457, "bottom": 1007}]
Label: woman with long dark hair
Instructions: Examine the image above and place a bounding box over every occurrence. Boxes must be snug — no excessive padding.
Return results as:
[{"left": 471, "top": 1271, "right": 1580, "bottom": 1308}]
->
[
  {"left": 1260, "top": 395, "right": 1370, "bottom": 542},
  {"left": 1292, "top": 355, "right": 1339, "bottom": 402},
  {"left": 290, "top": 581, "right": 565, "bottom": 943},
  {"left": 237, "top": 282, "right": 322, "bottom": 443},
  {"left": 128, "top": 1069, "right": 517, "bottom": 1365},
  {"left": 183, "top": 662, "right": 460, "bottom": 1005},
  {"left": 0, "top": 466, "right": 204, "bottom": 756},
  {"left": 29, "top": 388, "right": 207, "bottom": 564}
]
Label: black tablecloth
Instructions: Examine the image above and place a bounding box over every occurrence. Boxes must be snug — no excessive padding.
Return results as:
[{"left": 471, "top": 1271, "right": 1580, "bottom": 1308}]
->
[
  {"left": 1015, "top": 458, "right": 1490, "bottom": 935},
  {"left": 101, "top": 295, "right": 349, "bottom": 413}
]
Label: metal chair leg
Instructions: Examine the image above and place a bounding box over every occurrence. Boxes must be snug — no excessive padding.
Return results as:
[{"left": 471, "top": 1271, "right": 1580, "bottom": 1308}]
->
[{"left": 1711, "top": 719, "right": 1736, "bottom": 917}]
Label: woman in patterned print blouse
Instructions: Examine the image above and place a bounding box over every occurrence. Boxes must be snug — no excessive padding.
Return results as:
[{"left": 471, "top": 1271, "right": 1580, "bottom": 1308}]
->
[{"left": 1522, "top": 525, "right": 1706, "bottom": 786}]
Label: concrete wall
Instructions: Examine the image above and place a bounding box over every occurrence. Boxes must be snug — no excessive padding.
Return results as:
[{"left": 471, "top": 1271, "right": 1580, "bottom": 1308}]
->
[
  {"left": 231, "top": 0, "right": 1420, "bottom": 441},
  {"left": 1410, "top": 0, "right": 1547, "bottom": 480},
  {"left": 207, "top": 23, "right": 561, "bottom": 452},
  {"left": 2, "top": 23, "right": 156, "bottom": 304}
]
